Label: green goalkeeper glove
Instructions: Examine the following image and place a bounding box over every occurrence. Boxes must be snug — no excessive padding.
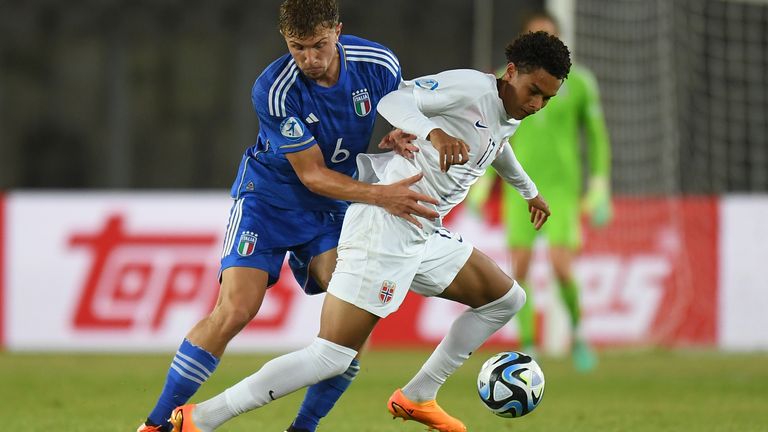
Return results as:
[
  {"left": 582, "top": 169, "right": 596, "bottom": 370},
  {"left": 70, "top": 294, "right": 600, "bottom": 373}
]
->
[{"left": 582, "top": 175, "right": 612, "bottom": 227}]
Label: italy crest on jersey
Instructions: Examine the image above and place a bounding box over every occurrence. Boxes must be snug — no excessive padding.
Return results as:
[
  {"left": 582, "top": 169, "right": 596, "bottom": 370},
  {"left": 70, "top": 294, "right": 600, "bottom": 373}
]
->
[
  {"left": 379, "top": 280, "right": 396, "bottom": 304},
  {"left": 237, "top": 231, "right": 258, "bottom": 256},
  {"left": 352, "top": 88, "right": 372, "bottom": 117}
]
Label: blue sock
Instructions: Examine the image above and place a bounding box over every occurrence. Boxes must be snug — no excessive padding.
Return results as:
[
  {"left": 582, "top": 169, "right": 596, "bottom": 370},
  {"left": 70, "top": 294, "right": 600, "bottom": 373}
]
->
[
  {"left": 146, "top": 339, "right": 219, "bottom": 429},
  {"left": 291, "top": 359, "right": 360, "bottom": 431}
]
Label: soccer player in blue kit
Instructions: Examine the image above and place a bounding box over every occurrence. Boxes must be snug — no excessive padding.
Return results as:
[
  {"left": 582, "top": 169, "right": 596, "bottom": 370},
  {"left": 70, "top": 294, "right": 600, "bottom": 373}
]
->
[{"left": 136, "top": 1, "right": 439, "bottom": 431}]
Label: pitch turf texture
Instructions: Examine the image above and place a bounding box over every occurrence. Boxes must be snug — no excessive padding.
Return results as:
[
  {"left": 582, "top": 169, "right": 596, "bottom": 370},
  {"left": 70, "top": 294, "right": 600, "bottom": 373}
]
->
[{"left": 1, "top": 349, "right": 766, "bottom": 431}]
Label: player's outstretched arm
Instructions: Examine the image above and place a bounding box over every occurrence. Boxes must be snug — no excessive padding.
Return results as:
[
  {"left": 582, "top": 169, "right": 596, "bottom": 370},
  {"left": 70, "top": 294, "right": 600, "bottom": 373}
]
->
[
  {"left": 490, "top": 144, "right": 538, "bottom": 200},
  {"left": 286, "top": 145, "right": 439, "bottom": 228},
  {"left": 491, "top": 143, "right": 549, "bottom": 229}
]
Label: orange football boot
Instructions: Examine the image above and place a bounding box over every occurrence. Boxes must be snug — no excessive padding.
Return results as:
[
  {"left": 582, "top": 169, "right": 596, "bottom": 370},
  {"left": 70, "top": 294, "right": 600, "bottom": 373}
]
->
[
  {"left": 387, "top": 388, "right": 467, "bottom": 432},
  {"left": 169, "top": 404, "right": 202, "bottom": 432}
]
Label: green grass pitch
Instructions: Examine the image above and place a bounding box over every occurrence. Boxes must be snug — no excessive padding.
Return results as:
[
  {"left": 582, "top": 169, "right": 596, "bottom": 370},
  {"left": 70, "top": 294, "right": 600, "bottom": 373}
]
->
[{"left": 1, "top": 349, "right": 767, "bottom": 431}]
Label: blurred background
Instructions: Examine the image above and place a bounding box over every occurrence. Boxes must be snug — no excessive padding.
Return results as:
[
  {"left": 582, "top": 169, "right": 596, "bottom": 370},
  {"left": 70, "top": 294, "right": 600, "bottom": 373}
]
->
[
  {"left": 2, "top": 1, "right": 768, "bottom": 431},
  {"left": 0, "top": 0, "right": 768, "bottom": 348},
  {"left": 1, "top": 0, "right": 767, "bottom": 192},
  {"left": 1, "top": 0, "right": 768, "bottom": 352}
]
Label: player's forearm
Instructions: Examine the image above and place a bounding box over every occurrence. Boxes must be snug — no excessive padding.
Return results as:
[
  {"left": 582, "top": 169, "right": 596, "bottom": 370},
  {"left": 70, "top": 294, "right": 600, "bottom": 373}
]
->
[
  {"left": 491, "top": 146, "right": 538, "bottom": 199},
  {"left": 586, "top": 118, "right": 611, "bottom": 178},
  {"left": 300, "top": 166, "right": 384, "bottom": 206}
]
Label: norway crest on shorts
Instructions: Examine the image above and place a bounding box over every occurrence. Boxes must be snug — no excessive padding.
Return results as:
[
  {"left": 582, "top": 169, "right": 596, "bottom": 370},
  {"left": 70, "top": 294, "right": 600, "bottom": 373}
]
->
[
  {"left": 379, "top": 280, "right": 396, "bottom": 304},
  {"left": 237, "top": 231, "right": 258, "bottom": 256},
  {"left": 352, "top": 88, "right": 372, "bottom": 117}
]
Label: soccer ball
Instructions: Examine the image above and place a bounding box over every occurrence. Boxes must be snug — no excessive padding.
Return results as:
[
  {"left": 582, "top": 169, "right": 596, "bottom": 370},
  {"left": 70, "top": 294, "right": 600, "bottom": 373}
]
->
[{"left": 477, "top": 351, "right": 545, "bottom": 418}]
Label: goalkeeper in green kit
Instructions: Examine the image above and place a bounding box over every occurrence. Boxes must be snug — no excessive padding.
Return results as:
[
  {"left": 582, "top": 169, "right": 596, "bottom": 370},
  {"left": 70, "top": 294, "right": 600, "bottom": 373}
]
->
[{"left": 468, "top": 11, "right": 611, "bottom": 372}]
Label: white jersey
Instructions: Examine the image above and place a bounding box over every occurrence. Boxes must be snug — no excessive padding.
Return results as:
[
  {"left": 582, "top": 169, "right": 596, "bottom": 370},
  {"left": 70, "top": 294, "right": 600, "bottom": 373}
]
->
[{"left": 358, "top": 69, "right": 534, "bottom": 235}]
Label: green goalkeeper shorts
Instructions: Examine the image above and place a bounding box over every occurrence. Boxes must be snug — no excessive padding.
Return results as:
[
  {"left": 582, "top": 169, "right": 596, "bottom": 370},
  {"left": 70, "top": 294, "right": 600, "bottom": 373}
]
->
[{"left": 501, "top": 186, "right": 581, "bottom": 249}]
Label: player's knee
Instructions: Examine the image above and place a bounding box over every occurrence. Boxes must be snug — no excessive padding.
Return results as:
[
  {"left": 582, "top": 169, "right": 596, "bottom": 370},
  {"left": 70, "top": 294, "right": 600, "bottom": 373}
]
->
[
  {"left": 210, "top": 304, "right": 257, "bottom": 336},
  {"left": 307, "top": 337, "right": 358, "bottom": 380},
  {"left": 475, "top": 282, "right": 526, "bottom": 325}
]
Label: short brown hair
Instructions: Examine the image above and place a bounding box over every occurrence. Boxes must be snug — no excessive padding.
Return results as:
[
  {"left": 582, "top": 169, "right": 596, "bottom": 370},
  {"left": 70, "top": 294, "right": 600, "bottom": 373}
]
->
[{"left": 279, "top": 0, "right": 340, "bottom": 39}]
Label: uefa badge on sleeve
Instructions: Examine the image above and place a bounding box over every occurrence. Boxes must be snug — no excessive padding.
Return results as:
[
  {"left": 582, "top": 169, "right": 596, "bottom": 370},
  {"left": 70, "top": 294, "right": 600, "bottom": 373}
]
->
[
  {"left": 237, "top": 231, "right": 258, "bottom": 256},
  {"left": 379, "top": 280, "right": 396, "bottom": 304}
]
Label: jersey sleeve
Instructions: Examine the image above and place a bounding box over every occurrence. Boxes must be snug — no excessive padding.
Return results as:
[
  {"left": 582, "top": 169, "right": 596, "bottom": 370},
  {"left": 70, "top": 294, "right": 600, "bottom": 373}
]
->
[
  {"left": 404, "top": 69, "right": 492, "bottom": 116},
  {"left": 251, "top": 79, "right": 317, "bottom": 155},
  {"left": 380, "top": 48, "right": 403, "bottom": 94},
  {"left": 576, "top": 67, "right": 611, "bottom": 178},
  {"left": 492, "top": 144, "right": 538, "bottom": 200}
]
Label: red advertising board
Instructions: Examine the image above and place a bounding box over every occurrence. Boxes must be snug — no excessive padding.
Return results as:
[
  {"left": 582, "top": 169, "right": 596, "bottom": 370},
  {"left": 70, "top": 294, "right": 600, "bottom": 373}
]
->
[{"left": 0, "top": 193, "right": 725, "bottom": 352}]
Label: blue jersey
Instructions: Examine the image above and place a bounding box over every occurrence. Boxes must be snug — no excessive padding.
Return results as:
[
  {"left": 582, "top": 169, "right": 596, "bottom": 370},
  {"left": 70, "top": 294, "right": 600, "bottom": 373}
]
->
[{"left": 230, "top": 34, "right": 402, "bottom": 212}]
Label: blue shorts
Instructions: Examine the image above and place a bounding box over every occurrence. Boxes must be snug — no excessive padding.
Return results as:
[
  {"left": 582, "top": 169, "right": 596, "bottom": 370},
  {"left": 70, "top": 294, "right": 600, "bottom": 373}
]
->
[{"left": 219, "top": 196, "right": 345, "bottom": 295}]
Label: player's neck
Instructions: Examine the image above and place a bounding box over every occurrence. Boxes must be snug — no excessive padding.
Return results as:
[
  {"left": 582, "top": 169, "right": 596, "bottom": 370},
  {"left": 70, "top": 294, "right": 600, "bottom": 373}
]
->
[
  {"left": 313, "top": 48, "right": 341, "bottom": 88},
  {"left": 496, "top": 78, "right": 514, "bottom": 118}
]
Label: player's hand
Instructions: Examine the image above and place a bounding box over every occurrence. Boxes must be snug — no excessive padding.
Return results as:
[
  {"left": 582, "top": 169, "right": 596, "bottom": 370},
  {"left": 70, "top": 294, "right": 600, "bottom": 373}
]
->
[
  {"left": 427, "top": 128, "right": 470, "bottom": 172},
  {"left": 377, "top": 173, "right": 440, "bottom": 228},
  {"left": 526, "top": 194, "right": 550, "bottom": 230},
  {"left": 581, "top": 175, "right": 612, "bottom": 227},
  {"left": 379, "top": 129, "right": 419, "bottom": 159}
]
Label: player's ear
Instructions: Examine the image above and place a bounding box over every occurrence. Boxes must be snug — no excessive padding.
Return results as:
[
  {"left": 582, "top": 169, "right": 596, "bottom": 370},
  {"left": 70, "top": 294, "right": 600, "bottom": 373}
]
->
[
  {"left": 335, "top": 22, "right": 343, "bottom": 38},
  {"left": 504, "top": 62, "right": 518, "bottom": 80}
]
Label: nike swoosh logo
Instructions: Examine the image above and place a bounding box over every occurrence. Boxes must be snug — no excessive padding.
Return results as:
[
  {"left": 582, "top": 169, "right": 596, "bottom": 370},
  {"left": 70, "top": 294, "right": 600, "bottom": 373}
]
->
[
  {"left": 269, "top": 390, "right": 276, "bottom": 400},
  {"left": 391, "top": 402, "right": 415, "bottom": 418},
  {"left": 475, "top": 120, "right": 488, "bottom": 129}
]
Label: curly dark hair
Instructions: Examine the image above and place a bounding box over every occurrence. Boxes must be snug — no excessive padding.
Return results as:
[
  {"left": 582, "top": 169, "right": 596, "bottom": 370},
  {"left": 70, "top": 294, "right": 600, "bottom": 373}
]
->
[
  {"left": 279, "top": 0, "right": 339, "bottom": 39},
  {"left": 505, "top": 31, "right": 571, "bottom": 80}
]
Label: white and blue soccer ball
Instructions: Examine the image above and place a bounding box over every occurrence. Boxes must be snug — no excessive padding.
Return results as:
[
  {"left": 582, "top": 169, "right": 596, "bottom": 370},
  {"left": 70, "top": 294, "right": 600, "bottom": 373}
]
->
[{"left": 477, "top": 351, "right": 545, "bottom": 418}]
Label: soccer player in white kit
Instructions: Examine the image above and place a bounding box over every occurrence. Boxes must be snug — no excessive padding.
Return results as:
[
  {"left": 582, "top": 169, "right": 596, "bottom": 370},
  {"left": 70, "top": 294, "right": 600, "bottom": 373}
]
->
[{"left": 170, "top": 31, "right": 571, "bottom": 432}]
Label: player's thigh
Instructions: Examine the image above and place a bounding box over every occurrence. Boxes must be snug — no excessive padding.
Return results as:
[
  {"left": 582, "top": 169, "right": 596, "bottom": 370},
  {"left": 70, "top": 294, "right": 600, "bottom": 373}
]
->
[
  {"left": 306, "top": 247, "right": 338, "bottom": 291},
  {"left": 410, "top": 228, "right": 513, "bottom": 308},
  {"left": 220, "top": 196, "right": 300, "bottom": 285},
  {"left": 439, "top": 247, "right": 515, "bottom": 309},
  {"left": 327, "top": 203, "right": 420, "bottom": 319},
  {"left": 216, "top": 266, "right": 270, "bottom": 319},
  {"left": 408, "top": 227, "right": 472, "bottom": 299},
  {"left": 318, "top": 293, "right": 380, "bottom": 353},
  {"left": 289, "top": 210, "right": 344, "bottom": 294}
]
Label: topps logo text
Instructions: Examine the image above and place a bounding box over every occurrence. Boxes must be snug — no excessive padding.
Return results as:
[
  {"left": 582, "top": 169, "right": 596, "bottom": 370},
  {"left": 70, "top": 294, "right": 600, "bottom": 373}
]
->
[{"left": 69, "top": 215, "right": 295, "bottom": 331}]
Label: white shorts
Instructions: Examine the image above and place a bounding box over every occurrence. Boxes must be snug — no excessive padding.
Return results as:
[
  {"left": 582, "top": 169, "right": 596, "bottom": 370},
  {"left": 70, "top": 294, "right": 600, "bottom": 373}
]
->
[{"left": 327, "top": 203, "right": 473, "bottom": 318}]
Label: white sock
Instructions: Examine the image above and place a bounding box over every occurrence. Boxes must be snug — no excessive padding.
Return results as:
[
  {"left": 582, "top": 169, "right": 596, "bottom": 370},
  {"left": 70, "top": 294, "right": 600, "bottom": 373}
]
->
[
  {"left": 402, "top": 283, "right": 526, "bottom": 402},
  {"left": 193, "top": 337, "right": 357, "bottom": 430}
]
